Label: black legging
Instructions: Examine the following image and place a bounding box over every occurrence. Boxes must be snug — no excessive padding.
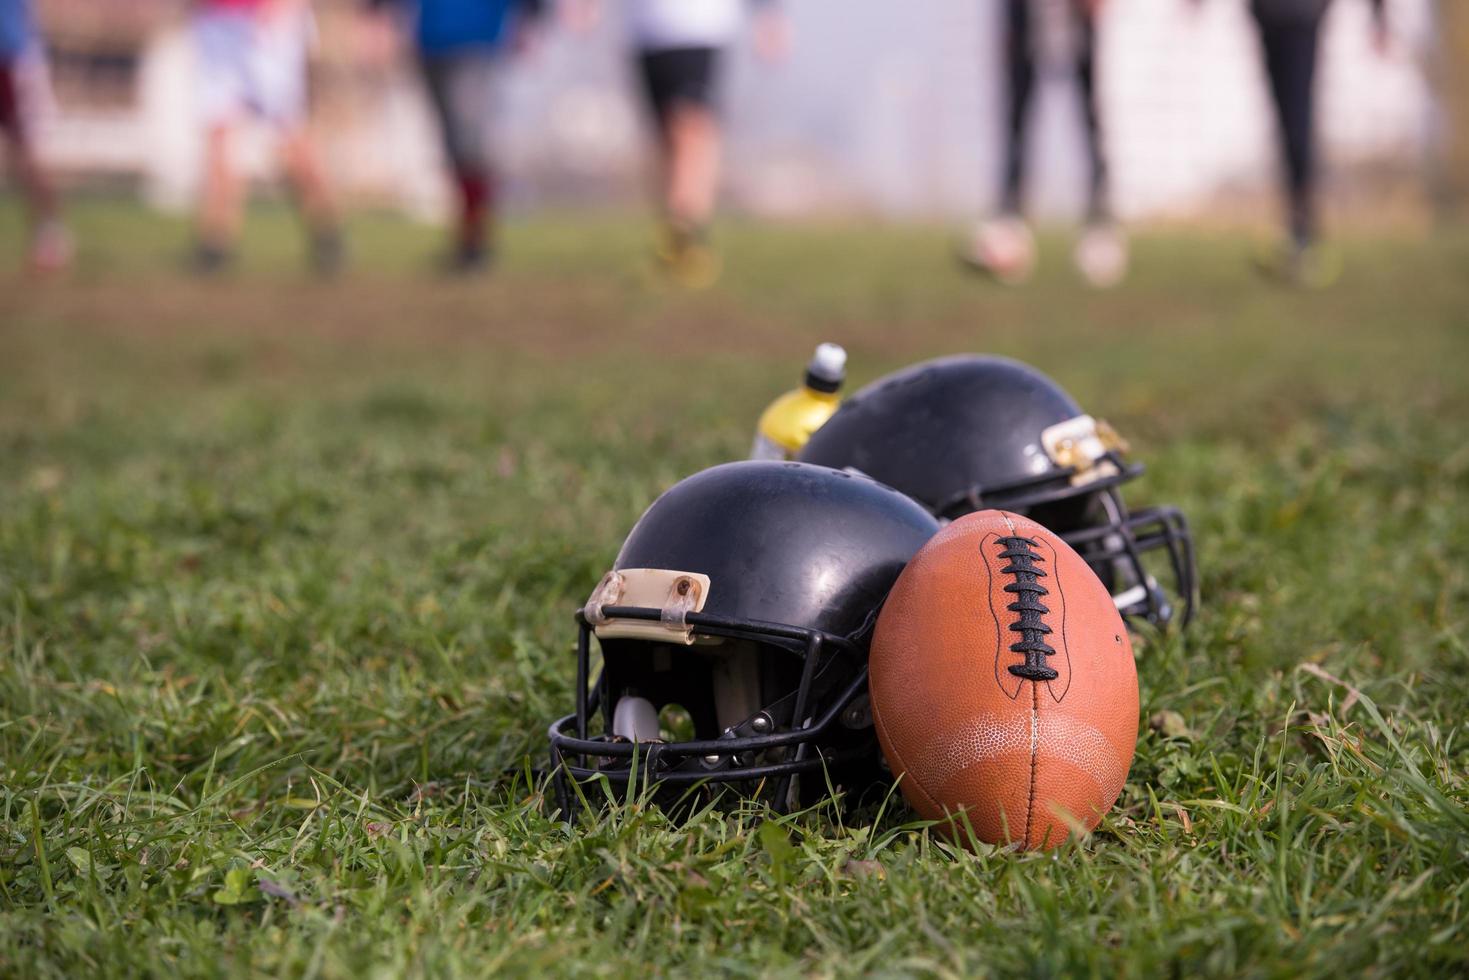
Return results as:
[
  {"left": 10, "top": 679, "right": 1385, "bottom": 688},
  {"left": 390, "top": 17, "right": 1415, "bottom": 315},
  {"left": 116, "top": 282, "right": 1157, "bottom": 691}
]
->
[
  {"left": 1252, "top": 2, "right": 1324, "bottom": 246},
  {"left": 1000, "top": 0, "right": 1109, "bottom": 221}
]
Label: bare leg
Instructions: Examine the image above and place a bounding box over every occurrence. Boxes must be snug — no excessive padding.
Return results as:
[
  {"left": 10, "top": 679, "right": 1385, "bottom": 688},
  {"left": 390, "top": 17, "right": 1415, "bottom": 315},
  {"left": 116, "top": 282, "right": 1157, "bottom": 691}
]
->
[
  {"left": 7, "top": 135, "right": 58, "bottom": 223},
  {"left": 663, "top": 103, "right": 720, "bottom": 232},
  {"left": 3, "top": 63, "right": 70, "bottom": 271},
  {"left": 279, "top": 124, "right": 343, "bottom": 274},
  {"left": 7, "top": 132, "right": 71, "bottom": 271},
  {"left": 279, "top": 125, "right": 338, "bottom": 231},
  {"left": 637, "top": 46, "right": 723, "bottom": 287},
  {"left": 196, "top": 121, "right": 242, "bottom": 264}
]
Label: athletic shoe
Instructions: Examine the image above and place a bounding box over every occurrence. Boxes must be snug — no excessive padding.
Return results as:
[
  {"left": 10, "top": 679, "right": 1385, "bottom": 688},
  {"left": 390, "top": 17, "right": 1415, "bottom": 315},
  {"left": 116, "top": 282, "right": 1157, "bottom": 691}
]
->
[
  {"left": 441, "top": 241, "right": 492, "bottom": 276},
  {"left": 1074, "top": 222, "right": 1129, "bottom": 288},
  {"left": 1254, "top": 239, "right": 1341, "bottom": 289},
  {"left": 958, "top": 216, "right": 1036, "bottom": 285},
  {"left": 189, "top": 241, "right": 235, "bottom": 277},
  {"left": 656, "top": 223, "right": 720, "bottom": 289},
  {"left": 27, "top": 220, "right": 73, "bottom": 275},
  {"left": 666, "top": 241, "right": 721, "bottom": 289}
]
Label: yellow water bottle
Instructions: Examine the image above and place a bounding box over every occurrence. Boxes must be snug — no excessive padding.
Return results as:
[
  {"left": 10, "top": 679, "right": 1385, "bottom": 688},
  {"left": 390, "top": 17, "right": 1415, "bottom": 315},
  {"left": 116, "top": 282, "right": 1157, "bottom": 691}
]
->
[{"left": 750, "top": 343, "right": 848, "bottom": 460}]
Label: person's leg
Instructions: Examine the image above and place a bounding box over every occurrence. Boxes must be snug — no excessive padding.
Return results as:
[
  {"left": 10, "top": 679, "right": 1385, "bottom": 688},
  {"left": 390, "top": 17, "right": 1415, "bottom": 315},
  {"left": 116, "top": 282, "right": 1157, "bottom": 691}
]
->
[
  {"left": 638, "top": 48, "right": 721, "bottom": 237},
  {"left": 251, "top": 10, "right": 342, "bottom": 273},
  {"left": 1279, "top": 21, "right": 1321, "bottom": 248},
  {"left": 961, "top": 1, "right": 1037, "bottom": 284},
  {"left": 195, "top": 120, "right": 243, "bottom": 267},
  {"left": 422, "top": 54, "right": 499, "bottom": 269},
  {"left": 2, "top": 58, "right": 70, "bottom": 271},
  {"left": 636, "top": 48, "right": 675, "bottom": 193},
  {"left": 277, "top": 133, "right": 333, "bottom": 229},
  {"left": 1068, "top": 0, "right": 1127, "bottom": 287},
  {"left": 192, "top": 11, "right": 250, "bottom": 270},
  {"left": 663, "top": 101, "right": 720, "bottom": 233},
  {"left": 1255, "top": 9, "right": 1323, "bottom": 248},
  {"left": 1072, "top": 0, "right": 1110, "bottom": 223},
  {"left": 1000, "top": 0, "right": 1035, "bottom": 216},
  {"left": 279, "top": 126, "right": 343, "bottom": 273},
  {"left": 450, "top": 54, "right": 501, "bottom": 265},
  {"left": 637, "top": 47, "right": 723, "bottom": 285}
]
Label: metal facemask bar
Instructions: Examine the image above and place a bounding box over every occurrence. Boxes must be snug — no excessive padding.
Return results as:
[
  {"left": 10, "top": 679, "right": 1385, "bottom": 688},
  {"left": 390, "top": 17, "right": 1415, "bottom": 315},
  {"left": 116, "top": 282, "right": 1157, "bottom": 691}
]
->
[
  {"left": 1058, "top": 487, "right": 1198, "bottom": 628},
  {"left": 1038, "top": 416, "right": 1195, "bottom": 626},
  {"left": 547, "top": 606, "right": 874, "bottom": 814},
  {"left": 930, "top": 418, "right": 1196, "bottom": 627}
]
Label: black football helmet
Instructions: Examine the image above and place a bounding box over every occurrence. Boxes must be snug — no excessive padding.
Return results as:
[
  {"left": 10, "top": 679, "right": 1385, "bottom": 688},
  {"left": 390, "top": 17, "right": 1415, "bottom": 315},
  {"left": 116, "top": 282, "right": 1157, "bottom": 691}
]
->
[
  {"left": 547, "top": 460, "right": 940, "bottom": 813},
  {"left": 797, "top": 355, "right": 1197, "bottom": 628}
]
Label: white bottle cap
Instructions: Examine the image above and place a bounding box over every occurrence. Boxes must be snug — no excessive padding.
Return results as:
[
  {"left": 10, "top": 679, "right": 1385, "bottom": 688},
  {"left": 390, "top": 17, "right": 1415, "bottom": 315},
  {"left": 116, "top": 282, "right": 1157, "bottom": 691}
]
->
[{"left": 808, "top": 343, "right": 847, "bottom": 385}]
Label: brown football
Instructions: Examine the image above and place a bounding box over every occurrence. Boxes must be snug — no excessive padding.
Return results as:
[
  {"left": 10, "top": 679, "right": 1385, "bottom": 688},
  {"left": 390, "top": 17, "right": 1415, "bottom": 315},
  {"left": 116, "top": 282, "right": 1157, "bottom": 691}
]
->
[{"left": 870, "top": 510, "right": 1138, "bottom": 850}]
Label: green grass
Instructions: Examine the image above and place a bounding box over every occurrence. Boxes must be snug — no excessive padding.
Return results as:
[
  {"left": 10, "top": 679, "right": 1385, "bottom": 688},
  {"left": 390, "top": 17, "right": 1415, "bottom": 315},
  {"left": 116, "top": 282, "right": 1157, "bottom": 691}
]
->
[{"left": 1, "top": 199, "right": 1467, "bottom": 977}]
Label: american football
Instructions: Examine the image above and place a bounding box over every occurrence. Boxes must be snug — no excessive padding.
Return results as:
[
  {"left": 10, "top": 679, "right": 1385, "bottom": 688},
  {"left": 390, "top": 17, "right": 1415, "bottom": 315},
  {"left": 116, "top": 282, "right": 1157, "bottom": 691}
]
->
[{"left": 870, "top": 510, "right": 1138, "bottom": 850}]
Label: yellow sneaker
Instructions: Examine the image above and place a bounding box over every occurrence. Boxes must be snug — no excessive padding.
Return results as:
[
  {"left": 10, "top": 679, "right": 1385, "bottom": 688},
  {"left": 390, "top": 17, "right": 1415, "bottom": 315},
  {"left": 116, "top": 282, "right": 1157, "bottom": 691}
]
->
[
  {"left": 667, "top": 240, "right": 722, "bottom": 289},
  {"left": 655, "top": 223, "right": 721, "bottom": 289}
]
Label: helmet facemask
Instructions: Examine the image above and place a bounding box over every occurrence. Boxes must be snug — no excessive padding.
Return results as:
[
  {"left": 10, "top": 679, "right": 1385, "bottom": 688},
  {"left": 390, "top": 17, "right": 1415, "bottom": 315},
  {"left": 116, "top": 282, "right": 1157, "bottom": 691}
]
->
[
  {"left": 931, "top": 415, "right": 1198, "bottom": 628},
  {"left": 797, "top": 356, "right": 1200, "bottom": 629},
  {"left": 1036, "top": 484, "right": 1197, "bottom": 628},
  {"left": 548, "top": 570, "right": 881, "bottom": 815}
]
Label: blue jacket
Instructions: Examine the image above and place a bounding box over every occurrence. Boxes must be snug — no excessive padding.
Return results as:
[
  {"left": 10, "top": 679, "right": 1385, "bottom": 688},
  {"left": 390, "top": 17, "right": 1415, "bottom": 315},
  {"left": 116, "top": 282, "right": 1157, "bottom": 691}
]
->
[
  {"left": 372, "top": 0, "right": 543, "bottom": 56},
  {"left": 1, "top": 0, "right": 36, "bottom": 60}
]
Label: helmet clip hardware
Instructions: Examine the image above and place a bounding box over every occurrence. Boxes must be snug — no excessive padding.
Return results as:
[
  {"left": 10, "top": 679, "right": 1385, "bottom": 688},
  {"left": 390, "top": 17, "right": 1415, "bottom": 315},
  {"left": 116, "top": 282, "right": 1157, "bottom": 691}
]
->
[
  {"left": 585, "top": 568, "right": 713, "bottom": 644},
  {"left": 841, "top": 695, "right": 872, "bottom": 729},
  {"left": 660, "top": 575, "right": 702, "bottom": 632},
  {"left": 582, "top": 571, "right": 624, "bottom": 627},
  {"left": 1042, "top": 415, "right": 1126, "bottom": 487}
]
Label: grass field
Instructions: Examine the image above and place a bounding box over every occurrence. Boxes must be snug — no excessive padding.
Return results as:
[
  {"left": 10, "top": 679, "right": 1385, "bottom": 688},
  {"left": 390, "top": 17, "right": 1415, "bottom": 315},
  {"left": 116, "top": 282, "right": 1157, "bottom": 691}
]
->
[{"left": 2, "top": 199, "right": 1467, "bottom": 977}]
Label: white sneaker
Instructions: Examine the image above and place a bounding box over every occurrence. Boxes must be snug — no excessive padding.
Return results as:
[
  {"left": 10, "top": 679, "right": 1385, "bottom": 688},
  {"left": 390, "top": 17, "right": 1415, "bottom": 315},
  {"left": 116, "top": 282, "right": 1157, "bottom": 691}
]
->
[
  {"left": 1074, "top": 223, "right": 1128, "bottom": 288},
  {"left": 960, "top": 216, "right": 1036, "bottom": 285}
]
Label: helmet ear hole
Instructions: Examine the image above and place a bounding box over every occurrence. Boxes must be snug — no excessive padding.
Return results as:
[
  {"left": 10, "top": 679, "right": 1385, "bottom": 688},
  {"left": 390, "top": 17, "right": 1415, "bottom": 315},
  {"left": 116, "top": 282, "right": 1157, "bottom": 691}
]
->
[
  {"left": 658, "top": 704, "right": 695, "bottom": 744},
  {"left": 612, "top": 695, "right": 661, "bottom": 742}
]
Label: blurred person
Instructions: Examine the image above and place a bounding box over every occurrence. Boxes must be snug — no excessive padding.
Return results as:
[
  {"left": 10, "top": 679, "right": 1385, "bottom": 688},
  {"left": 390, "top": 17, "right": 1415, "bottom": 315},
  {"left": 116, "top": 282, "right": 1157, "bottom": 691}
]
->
[
  {"left": 1253, "top": 0, "right": 1389, "bottom": 283},
  {"left": 1191, "top": 0, "right": 1389, "bottom": 285},
  {"left": 191, "top": 0, "right": 343, "bottom": 276},
  {"left": 362, "top": 0, "right": 544, "bottom": 273},
  {"left": 1, "top": 0, "right": 70, "bottom": 273},
  {"left": 570, "top": 0, "right": 788, "bottom": 288},
  {"left": 963, "top": 0, "right": 1125, "bottom": 288}
]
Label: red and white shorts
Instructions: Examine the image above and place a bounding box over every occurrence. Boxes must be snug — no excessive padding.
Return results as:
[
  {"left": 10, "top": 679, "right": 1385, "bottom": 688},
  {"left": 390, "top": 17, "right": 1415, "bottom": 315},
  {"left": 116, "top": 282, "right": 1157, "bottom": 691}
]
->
[{"left": 193, "top": 8, "right": 314, "bottom": 128}]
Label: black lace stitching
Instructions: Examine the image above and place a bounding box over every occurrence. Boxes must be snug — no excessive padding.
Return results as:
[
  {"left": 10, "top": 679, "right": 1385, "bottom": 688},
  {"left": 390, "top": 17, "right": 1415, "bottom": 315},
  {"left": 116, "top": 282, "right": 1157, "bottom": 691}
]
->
[{"left": 996, "top": 536, "right": 1058, "bottom": 681}]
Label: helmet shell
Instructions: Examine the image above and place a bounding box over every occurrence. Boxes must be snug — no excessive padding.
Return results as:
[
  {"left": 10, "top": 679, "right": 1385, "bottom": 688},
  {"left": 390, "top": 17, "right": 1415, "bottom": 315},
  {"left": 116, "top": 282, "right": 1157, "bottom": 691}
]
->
[
  {"left": 613, "top": 460, "right": 939, "bottom": 641},
  {"left": 550, "top": 460, "right": 942, "bottom": 813},
  {"left": 798, "top": 355, "right": 1084, "bottom": 513},
  {"left": 797, "top": 354, "right": 1197, "bottom": 630}
]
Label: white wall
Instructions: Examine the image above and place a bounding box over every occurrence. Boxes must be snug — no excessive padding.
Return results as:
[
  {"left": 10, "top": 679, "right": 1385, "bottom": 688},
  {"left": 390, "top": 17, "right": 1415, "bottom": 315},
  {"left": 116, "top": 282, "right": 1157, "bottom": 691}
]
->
[{"left": 36, "top": 0, "right": 1437, "bottom": 221}]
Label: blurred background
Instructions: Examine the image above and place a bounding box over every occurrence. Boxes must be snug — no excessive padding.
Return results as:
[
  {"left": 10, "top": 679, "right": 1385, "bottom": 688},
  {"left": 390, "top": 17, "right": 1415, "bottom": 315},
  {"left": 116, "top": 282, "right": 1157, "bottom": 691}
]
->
[{"left": 16, "top": 0, "right": 1463, "bottom": 226}]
